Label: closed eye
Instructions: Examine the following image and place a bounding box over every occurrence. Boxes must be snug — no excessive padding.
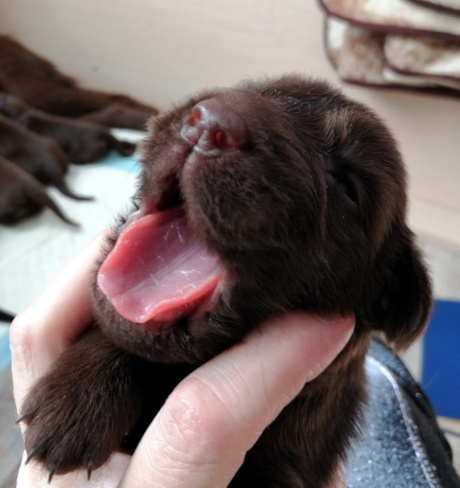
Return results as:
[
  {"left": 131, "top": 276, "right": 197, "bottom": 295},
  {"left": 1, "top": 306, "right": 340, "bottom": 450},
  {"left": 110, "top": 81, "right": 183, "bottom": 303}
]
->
[{"left": 333, "top": 174, "right": 358, "bottom": 204}]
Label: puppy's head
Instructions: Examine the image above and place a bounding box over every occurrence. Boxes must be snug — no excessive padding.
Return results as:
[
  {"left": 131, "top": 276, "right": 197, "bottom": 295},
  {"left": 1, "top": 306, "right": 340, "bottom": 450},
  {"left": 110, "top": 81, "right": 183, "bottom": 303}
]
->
[{"left": 91, "top": 75, "right": 431, "bottom": 363}]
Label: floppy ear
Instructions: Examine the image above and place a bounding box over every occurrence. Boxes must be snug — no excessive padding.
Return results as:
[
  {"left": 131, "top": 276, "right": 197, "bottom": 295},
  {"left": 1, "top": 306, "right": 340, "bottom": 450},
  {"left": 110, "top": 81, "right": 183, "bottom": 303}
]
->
[{"left": 364, "top": 226, "right": 433, "bottom": 351}]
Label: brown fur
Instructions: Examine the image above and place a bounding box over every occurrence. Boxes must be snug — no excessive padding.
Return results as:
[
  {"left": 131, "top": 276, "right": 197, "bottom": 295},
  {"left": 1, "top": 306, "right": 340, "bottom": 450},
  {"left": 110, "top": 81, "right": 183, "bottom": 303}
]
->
[
  {"left": 20, "top": 76, "right": 432, "bottom": 487},
  {"left": 1, "top": 92, "right": 136, "bottom": 164},
  {"left": 0, "top": 156, "right": 76, "bottom": 225},
  {"left": 0, "top": 114, "right": 90, "bottom": 201},
  {"left": 0, "top": 36, "right": 158, "bottom": 130}
]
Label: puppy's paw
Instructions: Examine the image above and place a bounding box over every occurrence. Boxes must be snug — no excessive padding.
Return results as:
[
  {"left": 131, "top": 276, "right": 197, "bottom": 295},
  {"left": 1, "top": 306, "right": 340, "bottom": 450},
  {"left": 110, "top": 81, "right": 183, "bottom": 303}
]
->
[
  {"left": 20, "top": 380, "right": 123, "bottom": 480},
  {"left": 19, "top": 329, "right": 144, "bottom": 480}
]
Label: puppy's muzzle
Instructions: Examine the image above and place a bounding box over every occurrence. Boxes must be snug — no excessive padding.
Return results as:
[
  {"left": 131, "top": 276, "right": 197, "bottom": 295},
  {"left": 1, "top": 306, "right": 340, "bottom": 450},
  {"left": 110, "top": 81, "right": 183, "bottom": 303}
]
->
[{"left": 180, "top": 98, "right": 248, "bottom": 155}]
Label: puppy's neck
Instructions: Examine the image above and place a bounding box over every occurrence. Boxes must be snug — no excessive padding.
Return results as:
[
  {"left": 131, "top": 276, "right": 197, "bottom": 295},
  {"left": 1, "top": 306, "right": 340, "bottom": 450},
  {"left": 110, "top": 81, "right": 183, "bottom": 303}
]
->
[{"left": 325, "top": 463, "right": 346, "bottom": 488}]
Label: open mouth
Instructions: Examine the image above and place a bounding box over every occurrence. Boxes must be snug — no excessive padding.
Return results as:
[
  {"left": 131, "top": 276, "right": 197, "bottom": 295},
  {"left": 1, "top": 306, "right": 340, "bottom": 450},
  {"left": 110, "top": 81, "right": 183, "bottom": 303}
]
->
[{"left": 97, "top": 175, "right": 222, "bottom": 329}]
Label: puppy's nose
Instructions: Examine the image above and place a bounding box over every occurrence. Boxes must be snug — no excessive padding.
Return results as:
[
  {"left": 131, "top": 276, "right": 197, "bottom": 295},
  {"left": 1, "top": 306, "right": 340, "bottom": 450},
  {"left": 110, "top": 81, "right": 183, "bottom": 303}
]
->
[{"left": 180, "top": 98, "right": 248, "bottom": 154}]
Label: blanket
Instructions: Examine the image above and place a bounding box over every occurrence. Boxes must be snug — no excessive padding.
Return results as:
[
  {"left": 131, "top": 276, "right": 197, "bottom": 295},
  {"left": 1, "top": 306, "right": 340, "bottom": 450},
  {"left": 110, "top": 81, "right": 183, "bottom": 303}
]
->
[{"left": 320, "top": 0, "right": 460, "bottom": 95}]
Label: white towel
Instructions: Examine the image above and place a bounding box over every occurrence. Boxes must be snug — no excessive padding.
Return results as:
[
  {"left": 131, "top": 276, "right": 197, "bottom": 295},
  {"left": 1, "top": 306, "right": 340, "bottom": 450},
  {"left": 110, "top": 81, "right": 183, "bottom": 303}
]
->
[{"left": 320, "top": 0, "right": 460, "bottom": 95}]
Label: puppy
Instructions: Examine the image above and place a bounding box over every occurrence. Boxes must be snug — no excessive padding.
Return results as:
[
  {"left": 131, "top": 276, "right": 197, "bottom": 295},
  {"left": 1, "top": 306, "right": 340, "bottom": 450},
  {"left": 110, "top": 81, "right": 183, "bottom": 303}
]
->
[
  {"left": 20, "top": 75, "right": 432, "bottom": 487},
  {"left": 0, "top": 35, "right": 158, "bottom": 130},
  {"left": 0, "top": 114, "right": 90, "bottom": 201},
  {"left": 0, "top": 156, "right": 77, "bottom": 225},
  {"left": 1, "top": 92, "right": 136, "bottom": 164}
]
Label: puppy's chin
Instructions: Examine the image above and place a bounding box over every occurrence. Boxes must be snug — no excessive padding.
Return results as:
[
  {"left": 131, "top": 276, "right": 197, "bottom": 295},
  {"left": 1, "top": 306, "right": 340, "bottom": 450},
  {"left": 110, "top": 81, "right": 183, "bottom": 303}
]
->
[
  {"left": 92, "top": 281, "right": 244, "bottom": 364},
  {"left": 91, "top": 283, "right": 207, "bottom": 363}
]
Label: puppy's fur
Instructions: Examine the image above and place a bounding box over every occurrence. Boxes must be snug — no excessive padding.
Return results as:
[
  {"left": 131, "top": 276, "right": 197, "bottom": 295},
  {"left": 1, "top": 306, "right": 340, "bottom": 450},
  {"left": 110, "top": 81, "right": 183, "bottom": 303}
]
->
[
  {"left": 0, "top": 36, "right": 157, "bottom": 130},
  {"left": 1, "top": 93, "right": 136, "bottom": 164},
  {"left": 21, "top": 76, "right": 432, "bottom": 487},
  {"left": 0, "top": 114, "right": 89, "bottom": 201},
  {"left": 0, "top": 156, "right": 76, "bottom": 225}
]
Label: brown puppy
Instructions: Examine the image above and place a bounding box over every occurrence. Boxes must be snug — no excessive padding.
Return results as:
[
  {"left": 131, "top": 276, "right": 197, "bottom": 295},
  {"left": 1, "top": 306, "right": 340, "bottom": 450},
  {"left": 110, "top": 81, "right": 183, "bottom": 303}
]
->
[
  {"left": 0, "top": 156, "right": 76, "bottom": 225},
  {"left": 0, "top": 114, "right": 90, "bottom": 201},
  {"left": 0, "top": 36, "right": 158, "bottom": 130},
  {"left": 20, "top": 76, "right": 432, "bottom": 487},
  {"left": 1, "top": 93, "right": 136, "bottom": 164}
]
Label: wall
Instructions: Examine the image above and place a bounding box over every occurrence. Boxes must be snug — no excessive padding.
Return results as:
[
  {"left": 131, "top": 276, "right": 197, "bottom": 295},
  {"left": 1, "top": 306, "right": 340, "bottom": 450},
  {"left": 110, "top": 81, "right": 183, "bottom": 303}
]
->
[{"left": 1, "top": 0, "right": 459, "bottom": 250}]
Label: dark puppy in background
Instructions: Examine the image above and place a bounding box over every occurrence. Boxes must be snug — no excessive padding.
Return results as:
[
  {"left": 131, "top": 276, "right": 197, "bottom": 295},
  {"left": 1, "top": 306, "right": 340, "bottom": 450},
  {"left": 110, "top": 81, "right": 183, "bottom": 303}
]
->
[
  {"left": 21, "top": 75, "right": 432, "bottom": 487},
  {"left": 0, "top": 157, "right": 76, "bottom": 225},
  {"left": 1, "top": 93, "right": 136, "bottom": 164},
  {"left": 0, "top": 36, "right": 157, "bottom": 225},
  {"left": 0, "top": 114, "right": 89, "bottom": 201},
  {"left": 0, "top": 35, "right": 157, "bottom": 130}
]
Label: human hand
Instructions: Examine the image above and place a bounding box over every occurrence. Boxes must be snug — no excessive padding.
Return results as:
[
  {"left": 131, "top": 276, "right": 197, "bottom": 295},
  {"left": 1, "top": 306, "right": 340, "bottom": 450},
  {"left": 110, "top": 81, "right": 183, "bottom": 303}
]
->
[{"left": 11, "top": 232, "right": 354, "bottom": 487}]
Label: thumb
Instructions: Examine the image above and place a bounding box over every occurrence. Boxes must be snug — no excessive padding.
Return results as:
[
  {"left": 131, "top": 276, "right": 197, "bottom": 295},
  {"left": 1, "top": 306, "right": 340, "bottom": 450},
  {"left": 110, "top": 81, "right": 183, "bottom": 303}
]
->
[{"left": 120, "top": 313, "right": 354, "bottom": 488}]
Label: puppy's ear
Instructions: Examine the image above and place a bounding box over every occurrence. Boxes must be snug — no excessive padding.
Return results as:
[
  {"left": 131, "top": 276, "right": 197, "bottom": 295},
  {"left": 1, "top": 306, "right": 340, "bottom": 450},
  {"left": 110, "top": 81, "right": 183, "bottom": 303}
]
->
[{"left": 365, "top": 226, "right": 432, "bottom": 351}]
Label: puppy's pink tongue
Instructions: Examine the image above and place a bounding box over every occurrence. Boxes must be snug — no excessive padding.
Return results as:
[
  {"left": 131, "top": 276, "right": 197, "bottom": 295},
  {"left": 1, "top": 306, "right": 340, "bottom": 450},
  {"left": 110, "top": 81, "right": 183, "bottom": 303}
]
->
[{"left": 97, "top": 207, "right": 220, "bottom": 324}]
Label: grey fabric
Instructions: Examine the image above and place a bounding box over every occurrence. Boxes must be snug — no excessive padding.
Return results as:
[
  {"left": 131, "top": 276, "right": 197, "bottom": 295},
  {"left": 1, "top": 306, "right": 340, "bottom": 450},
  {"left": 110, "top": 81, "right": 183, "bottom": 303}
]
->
[{"left": 345, "top": 340, "right": 460, "bottom": 487}]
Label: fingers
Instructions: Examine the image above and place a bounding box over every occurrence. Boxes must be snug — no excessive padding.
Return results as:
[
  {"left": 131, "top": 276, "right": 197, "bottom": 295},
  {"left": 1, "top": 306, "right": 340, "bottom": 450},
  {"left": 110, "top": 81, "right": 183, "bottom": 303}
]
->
[
  {"left": 10, "top": 230, "right": 109, "bottom": 410},
  {"left": 11, "top": 233, "right": 354, "bottom": 488},
  {"left": 120, "top": 313, "right": 354, "bottom": 488}
]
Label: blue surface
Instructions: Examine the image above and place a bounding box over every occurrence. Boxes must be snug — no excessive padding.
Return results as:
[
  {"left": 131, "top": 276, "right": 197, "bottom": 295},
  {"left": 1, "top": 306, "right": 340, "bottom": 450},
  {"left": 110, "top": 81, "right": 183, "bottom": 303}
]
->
[
  {"left": 0, "top": 328, "right": 10, "bottom": 371},
  {"left": 422, "top": 299, "right": 460, "bottom": 419},
  {"left": 98, "top": 152, "right": 141, "bottom": 173}
]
